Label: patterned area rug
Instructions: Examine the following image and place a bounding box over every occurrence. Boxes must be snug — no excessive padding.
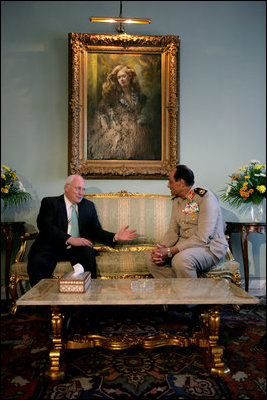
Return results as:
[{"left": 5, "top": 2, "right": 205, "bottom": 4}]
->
[{"left": 1, "top": 300, "right": 266, "bottom": 399}]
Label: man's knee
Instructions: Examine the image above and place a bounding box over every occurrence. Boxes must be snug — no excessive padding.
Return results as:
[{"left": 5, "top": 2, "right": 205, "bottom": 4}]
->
[
  {"left": 172, "top": 251, "right": 194, "bottom": 268},
  {"left": 171, "top": 251, "right": 197, "bottom": 278},
  {"left": 72, "top": 246, "right": 96, "bottom": 264}
]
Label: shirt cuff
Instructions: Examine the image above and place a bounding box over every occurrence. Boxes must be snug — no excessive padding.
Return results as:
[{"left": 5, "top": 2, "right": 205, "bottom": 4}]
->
[{"left": 66, "top": 236, "right": 71, "bottom": 247}]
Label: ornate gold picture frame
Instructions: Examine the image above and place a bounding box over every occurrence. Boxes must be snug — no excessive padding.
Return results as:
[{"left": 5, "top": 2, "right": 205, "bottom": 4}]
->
[{"left": 68, "top": 33, "right": 179, "bottom": 179}]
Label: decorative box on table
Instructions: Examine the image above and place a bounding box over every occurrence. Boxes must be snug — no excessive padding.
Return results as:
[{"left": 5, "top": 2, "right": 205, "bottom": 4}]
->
[{"left": 58, "top": 271, "right": 91, "bottom": 293}]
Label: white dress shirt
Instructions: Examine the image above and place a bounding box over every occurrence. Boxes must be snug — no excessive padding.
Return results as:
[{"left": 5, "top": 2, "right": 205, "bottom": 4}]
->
[{"left": 64, "top": 195, "right": 78, "bottom": 236}]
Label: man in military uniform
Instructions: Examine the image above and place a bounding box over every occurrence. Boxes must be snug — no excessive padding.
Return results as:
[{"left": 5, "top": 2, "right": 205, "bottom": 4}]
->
[{"left": 146, "top": 165, "right": 228, "bottom": 279}]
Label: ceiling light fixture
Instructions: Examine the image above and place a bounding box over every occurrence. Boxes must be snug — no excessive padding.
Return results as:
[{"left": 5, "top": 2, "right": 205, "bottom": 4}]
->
[{"left": 90, "top": 1, "right": 151, "bottom": 33}]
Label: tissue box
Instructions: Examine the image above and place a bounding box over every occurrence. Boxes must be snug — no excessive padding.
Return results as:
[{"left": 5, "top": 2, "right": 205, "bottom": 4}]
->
[{"left": 58, "top": 271, "right": 91, "bottom": 293}]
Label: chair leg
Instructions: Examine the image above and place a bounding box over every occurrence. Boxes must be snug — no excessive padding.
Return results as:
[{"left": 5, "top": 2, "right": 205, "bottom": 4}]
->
[
  {"left": 232, "top": 273, "right": 241, "bottom": 287},
  {"left": 9, "top": 274, "right": 19, "bottom": 315}
]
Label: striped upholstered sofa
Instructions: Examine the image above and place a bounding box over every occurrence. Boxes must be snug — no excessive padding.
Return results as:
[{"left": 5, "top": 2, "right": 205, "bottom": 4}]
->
[{"left": 9, "top": 191, "right": 241, "bottom": 313}]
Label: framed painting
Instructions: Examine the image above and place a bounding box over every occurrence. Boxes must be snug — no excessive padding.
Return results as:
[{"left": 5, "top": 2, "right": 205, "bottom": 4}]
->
[{"left": 68, "top": 33, "right": 179, "bottom": 179}]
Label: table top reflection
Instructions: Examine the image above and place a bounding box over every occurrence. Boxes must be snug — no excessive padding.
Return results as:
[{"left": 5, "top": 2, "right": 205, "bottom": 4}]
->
[{"left": 17, "top": 278, "right": 259, "bottom": 306}]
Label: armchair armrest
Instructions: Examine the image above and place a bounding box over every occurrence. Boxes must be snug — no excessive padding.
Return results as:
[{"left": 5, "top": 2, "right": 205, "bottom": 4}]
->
[
  {"left": 225, "top": 247, "right": 235, "bottom": 262},
  {"left": 224, "top": 235, "right": 235, "bottom": 261},
  {"left": 14, "top": 231, "right": 38, "bottom": 263}
]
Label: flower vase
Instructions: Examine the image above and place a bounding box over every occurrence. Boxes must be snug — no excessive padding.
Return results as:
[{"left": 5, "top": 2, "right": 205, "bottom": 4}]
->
[{"left": 250, "top": 202, "right": 264, "bottom": 223}]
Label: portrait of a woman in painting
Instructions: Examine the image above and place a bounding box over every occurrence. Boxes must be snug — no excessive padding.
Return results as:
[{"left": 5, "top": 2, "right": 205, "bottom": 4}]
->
[{"left": 87, "top": 64, "right": 161, "bottom": 160}]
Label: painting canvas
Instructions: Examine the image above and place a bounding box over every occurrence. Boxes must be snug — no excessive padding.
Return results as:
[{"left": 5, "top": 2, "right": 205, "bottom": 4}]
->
[{"left": 87, "top": 53, "right": 161, "bottom": 161}]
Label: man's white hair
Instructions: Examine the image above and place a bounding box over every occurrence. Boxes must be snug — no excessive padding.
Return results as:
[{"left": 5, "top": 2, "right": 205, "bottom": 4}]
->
[{"left": 65, "top": 175, "right": 82, "bottom": 186}]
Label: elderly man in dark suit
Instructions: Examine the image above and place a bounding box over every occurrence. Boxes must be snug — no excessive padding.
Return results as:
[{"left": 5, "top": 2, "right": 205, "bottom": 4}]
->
[{"left": 27, "top": 175, "right": 137, "bottom": 286}]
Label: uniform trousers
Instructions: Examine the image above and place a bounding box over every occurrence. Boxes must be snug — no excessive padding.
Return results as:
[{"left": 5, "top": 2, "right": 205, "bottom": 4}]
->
[
  {"left": 146, "top": 247, "right": 218, "bottom": 279},
  {"left": 27, "top": 243, "right": 97, "bottom": 287}
]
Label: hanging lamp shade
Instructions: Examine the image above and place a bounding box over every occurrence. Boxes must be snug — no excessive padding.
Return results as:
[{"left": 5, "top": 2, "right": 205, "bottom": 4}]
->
[{"left": 90, "top": 1, "right": 151, "bottom": 33}]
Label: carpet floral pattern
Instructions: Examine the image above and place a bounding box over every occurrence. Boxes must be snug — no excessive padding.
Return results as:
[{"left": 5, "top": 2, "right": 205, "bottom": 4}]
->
[{"left": 1, "top": 301, "right": 265, "bottom": 399}]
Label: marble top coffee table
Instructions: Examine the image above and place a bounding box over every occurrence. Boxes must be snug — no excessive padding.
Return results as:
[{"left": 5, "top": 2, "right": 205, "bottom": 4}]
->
[{"left": 17, "top": 278, "right": 259, "bottom": 380}]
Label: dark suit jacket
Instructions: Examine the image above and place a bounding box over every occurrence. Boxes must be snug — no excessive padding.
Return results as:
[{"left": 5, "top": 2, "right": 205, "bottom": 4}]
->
[{"left": 33, "top": 194, "right": 115, "bottom": 250}]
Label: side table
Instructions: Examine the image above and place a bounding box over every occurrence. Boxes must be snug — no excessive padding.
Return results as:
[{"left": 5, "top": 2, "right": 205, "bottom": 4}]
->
[
  {"left": 1, "top": 222, "right": 25, "bottom": 302},
  {"left": 225, "top": 222, "right": 266, "bottom": 292}
]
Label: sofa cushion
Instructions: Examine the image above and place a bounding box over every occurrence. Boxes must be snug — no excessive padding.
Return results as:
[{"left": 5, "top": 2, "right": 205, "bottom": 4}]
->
[
  {"left": 10, "top": 254, "right": 240, "bottom": 280},
  {"left": 10, "top": 261, "right": 73, "bottom": 278},
  {"left": 96, "top": 250, "right": 151, "bottom": 277},
  {"left": 210, "top": 260, "right": 240, "bottom": 274}
]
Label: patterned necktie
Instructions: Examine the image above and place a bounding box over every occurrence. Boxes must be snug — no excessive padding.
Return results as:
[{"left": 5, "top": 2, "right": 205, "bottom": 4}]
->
[{"left": 71, "top": 204, "right": 79, "bottom": 237}]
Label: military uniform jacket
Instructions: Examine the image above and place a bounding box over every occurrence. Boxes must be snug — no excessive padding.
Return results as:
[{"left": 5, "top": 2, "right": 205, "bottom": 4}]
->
[{"left": 162, "top": 187, "right": 228, "bottom": 261}]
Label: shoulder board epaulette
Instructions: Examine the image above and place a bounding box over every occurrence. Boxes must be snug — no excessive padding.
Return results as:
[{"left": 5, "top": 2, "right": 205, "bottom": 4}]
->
[{"left": 194, "top": 188, "right": 207, "bottom": 197}]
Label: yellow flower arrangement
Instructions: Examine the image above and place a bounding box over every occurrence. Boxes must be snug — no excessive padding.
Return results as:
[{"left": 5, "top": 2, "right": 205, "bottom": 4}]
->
[
  {"left": 221, "top": 160, "right": 266, "bottom": 207},
  {"left": 1, "top": 165, "right": 31, "bottom": 209}
]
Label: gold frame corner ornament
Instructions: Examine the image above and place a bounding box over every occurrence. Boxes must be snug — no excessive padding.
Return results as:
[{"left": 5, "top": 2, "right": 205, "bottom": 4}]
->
[{"left": 68, "top": 33, "right": 180, "bottom": 179}]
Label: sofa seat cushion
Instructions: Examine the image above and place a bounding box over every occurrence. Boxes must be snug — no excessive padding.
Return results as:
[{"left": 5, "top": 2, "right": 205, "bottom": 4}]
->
[
  {"left": 10, "top": 253, "right": 151, "bottom": 279},
  {"left": 97, "top": 251, "right": 151, "bottom": 277},
  {"left": 10, "top": 256, "right": 239, "bottom": 281},
  {"left": 210, "top": 260, "right": 240, "bottom": 274},
  {"left": 10, "top": 262, "right": 29, "bottom": 276},
  {"left": 10, "top": 261, "right": 73, "bottom": 278}
]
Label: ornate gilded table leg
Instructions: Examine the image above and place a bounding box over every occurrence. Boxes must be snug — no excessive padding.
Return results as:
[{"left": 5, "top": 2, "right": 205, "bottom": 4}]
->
[
  {"left": 201, "top": 306, "right": 230, "bottom": 376},
  {"left": 44, "top": 306, "right": 66, "bottom": 380},
  {"left": 44, "top": 305, "right": 231, "bottom": 378}
]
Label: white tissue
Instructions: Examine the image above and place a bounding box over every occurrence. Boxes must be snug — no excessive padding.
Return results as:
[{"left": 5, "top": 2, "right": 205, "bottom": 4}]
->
[{"left": 72, "top": 263, "right": 84, "bottom": 275}]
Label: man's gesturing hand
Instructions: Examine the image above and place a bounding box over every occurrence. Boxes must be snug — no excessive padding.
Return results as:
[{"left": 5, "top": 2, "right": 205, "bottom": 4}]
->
[{"left": 115, "top": 225, "right": 138, "bottom": 241}]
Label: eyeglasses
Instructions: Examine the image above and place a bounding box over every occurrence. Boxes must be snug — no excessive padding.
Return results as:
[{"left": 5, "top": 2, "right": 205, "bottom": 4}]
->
[{"left": 69, "top": 185, "right": 86, "bottom": 193}]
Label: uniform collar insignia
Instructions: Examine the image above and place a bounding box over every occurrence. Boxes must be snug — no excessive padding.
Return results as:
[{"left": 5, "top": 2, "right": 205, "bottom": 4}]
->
[
  {"left": 185, "top": 189, "right": 195, "bottom": 202},
  {"left": 194, "top": 188, "right": 207, "bottom": 197}
]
